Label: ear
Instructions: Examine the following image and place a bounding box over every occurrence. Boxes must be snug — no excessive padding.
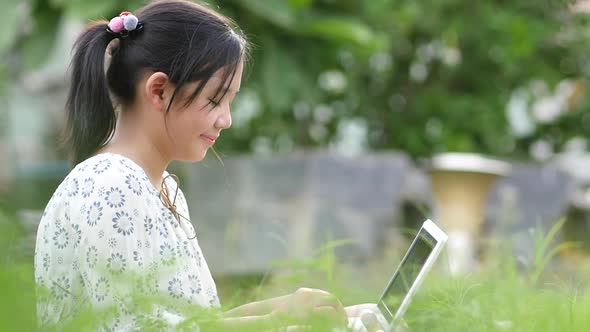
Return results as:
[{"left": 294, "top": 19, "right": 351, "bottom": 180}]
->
[{"left": 144, "top": 72, "right": 173, "bottom": 112}]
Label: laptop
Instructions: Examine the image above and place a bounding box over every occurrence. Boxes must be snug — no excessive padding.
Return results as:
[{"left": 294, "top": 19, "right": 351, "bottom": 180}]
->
[{"left": 349, "top": 219, "right": 448, "bottom": 331}]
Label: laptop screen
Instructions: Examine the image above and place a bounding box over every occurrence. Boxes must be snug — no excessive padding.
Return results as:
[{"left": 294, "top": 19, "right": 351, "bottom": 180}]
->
[{"left": 379, "top": 228, "right": 436, "bottom": 318}]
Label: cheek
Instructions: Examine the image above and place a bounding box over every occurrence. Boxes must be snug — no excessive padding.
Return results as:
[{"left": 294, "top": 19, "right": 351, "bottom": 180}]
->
[
  {"left": 194, "top": 109, "right": 217, "bottom": 128},
  {"left": 175, "top": 111, "right": 211, "bottom": 140},
  {"left": 166, "top": 113, "right": 195, "bottom": 143}
]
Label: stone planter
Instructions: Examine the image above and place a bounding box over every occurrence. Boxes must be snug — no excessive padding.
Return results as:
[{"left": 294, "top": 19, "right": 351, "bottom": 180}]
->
[{"left": 429, "top": 153, "right": 511, "bottom": 274}]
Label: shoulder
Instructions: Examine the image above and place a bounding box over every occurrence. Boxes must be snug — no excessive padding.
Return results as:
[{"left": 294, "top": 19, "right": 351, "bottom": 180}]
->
[
  {"left": 71, "top": 153, "right": 154, "bottom": 190},
  {"left": 55, "top": 153, "right": 158, "bottom": 210},
  {"left": 71, "top": 153, "right": 143, "bottom": 183}
]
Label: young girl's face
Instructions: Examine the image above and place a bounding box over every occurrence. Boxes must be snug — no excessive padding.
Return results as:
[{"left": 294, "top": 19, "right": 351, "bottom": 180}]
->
[{"left": 164, "top": 61, "right": 243, "bottom": 162}]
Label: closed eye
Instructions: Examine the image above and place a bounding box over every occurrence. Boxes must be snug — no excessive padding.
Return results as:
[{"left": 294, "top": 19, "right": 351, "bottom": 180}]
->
[{"left": 208, "top": 98, "right": 220, "bottom": 107}]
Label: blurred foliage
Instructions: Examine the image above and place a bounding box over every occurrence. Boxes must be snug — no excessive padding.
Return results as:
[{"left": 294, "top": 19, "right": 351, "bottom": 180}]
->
[
  {"left": 2, "top": 0, "right": 590, "bottom": 160},
  {"left": 217, "top": 0, "right": 590, "bottom": 159},
  {"left": 0, "top": 208, "right": 37, "bottom": 332}
]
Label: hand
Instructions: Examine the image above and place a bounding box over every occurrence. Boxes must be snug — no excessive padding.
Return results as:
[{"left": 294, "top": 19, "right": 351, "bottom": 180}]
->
[
  {"left": 272, "top": 287, "right": 347, "bottom": 327},
  {"left": 345, "top": 303, "right": 398, "bottom": 332},
  {"left": 359, "top": 309, "right": 387, "bottom": 332},
  {"left": 345, "top": 303, "right": 381, "bottom": 318}
]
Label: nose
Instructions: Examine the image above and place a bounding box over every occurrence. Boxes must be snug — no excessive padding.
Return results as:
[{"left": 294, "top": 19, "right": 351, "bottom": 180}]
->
[{"left": 215, "top": 105, "right": 232, "bottom": 130}]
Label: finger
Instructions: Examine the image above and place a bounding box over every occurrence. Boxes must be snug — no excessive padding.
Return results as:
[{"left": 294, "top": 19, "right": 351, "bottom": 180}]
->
[
  {"left": 316, "top": 298, "right": 347, "bottom": 323},
  {"left": 350, "top": 317, "right": 369, "bottom": 332},
  {"left": 306, "top": 288, "right": 331, "bottom": 296},
  {"left": 307, "top": 292, "right": 344, "bottom": 311},
  {"left": 295, "top": 288, "right": 346, "bottom": 320},
  {"left": 345, "top": 303, "right": 379, "bottom": 317},
  {"left": 313, "top": 306, "right": 348, "bottom": 326},
  {"left": 360, "top": 310, "right": 385, "bottom": 332}
]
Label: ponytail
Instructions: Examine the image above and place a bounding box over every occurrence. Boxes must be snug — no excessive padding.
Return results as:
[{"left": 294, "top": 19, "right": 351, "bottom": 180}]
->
[
  {"left": 62, "top": 22, "right": 117, "bottom": 166},
  {"left": 62, "top": 1, "right": 249, "bottom": 167}
]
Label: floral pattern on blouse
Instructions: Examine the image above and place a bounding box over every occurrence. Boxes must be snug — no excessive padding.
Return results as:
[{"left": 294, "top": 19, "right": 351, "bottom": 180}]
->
[{"left": 34, "top": 153, "right": 219, "bottom": 331}]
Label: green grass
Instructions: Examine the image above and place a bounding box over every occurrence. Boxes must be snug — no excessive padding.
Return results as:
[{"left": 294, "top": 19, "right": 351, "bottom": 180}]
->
[
  {"left": 398, "top": 220, "right": 590, "bottom": 332},
  {"left": 2, "top": 206, "right": 590, "bottom": 331},
  {"left": 404, "top": 271, "right": 590, "bottom": 331}
]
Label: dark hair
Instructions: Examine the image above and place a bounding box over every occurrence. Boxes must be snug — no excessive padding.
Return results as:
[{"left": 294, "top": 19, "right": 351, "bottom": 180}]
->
[{"left": 62, "top": 0, "right": 248, "bottom": 165}]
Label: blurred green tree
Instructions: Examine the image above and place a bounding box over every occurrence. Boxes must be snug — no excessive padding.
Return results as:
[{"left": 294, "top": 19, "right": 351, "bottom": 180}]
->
[{"left": 2, "top": 0, "right": 590, "bottom": 160}]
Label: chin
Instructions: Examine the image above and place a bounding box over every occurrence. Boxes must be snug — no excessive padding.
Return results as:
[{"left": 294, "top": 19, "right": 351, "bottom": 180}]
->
[
  {"left": 175, "top": 149, "right": 207, "bottom": 163},
  {"left": 190, "top": 149, "right": 208, "bottom": 162},
  {"left": 178, "top": 142, "right": 210, "bottom": 162}
]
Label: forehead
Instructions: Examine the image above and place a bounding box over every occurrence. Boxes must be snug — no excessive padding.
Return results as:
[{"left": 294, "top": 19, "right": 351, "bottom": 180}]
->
[{"left": 206, "top": 61, "right": 243, "bottom": 92}]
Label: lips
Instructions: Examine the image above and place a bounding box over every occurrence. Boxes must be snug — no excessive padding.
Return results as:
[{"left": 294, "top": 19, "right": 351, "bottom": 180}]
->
[{"left": 200, "top": 134, "right": 218, "bottom": 144}]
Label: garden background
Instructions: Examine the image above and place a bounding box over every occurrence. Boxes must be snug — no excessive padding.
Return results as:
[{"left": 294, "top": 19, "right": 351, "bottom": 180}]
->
[{"left": 2, "top": 0, "right": 590, "bottom": 330}]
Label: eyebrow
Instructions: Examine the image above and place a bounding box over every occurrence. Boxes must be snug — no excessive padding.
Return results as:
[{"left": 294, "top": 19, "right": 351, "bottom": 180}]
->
[{"left": 211, "top": 82, "right": 239, "bottom": 101}]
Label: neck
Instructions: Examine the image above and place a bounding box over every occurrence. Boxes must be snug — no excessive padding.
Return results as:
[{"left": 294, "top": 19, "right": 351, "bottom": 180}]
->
[{"left": 97, "top": 109, "right": 169, "bottom": 191}]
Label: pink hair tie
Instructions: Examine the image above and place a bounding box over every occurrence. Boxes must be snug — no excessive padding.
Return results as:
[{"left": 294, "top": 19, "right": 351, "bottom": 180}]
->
[{"left": 107, "top": 11, "right": 143, "bottom": 37}]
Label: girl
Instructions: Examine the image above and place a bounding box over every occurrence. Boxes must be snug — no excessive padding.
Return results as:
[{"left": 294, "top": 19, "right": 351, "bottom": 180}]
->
[{"left": 34, "top": 0, "right": 383, "bottom": 330}]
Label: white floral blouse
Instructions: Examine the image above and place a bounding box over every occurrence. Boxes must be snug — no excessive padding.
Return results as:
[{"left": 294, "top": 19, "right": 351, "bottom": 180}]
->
[{"left": 34, "top": 152, "right": 219, "bottom": 331}]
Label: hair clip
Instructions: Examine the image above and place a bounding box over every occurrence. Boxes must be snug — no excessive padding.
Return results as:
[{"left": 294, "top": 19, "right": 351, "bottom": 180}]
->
[{"left": 107, "top": 11, "right": 143, "bottom": 38}]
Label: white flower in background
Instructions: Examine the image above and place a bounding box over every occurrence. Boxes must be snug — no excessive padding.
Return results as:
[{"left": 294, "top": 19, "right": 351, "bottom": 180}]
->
[
  {"left": 506, "top": 88, "right": 534, "bottom": 137},
  {"left": 318, "top": 70, "right": 347, "bottom": 93},
  {"left": 564, "top": 136, "right": 587, "bottom": 155},
  {"left": 441, "top": 47, "right": 462, "bottom": 67},
  {"left": 293, "top": 101, "right": 311, "bottom": 121},
  {"left": 531, "top": 96, "right": 563, "bottom": 124},
  {"left": 507, "top": 79, "right": 578, "bottom": 137},
  {"left": 232, "top": 89, "right": 261, "bottom": 128},
  {"left": 529, "top": 139, "right": 554, "bottom": 162},
  {"left": 416, "top": 41, "right": 441, "bottom": 64},
  {"left": 553, "top": 151, "right": 590, "bottom": 183},
  {"left": 313, "top": 104, "right": 334, "bottom": 124},
  {"left": 409, "top": 61, "right": 428, "bottom": 83},
  {"left": 369, "top": 52, "right": 393, "bottom": 73},
  {"left": 416, "top": 39, "right": 461, "bottom": 68},
  {"left": 531, "top": 79, "right": 577, "bottom": 124},
  {"left": 332, "top": 118, "right": 368, "bottom": 157},
  {"left": 556, "top": 79, "right": 575, "bottom": 106}
]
